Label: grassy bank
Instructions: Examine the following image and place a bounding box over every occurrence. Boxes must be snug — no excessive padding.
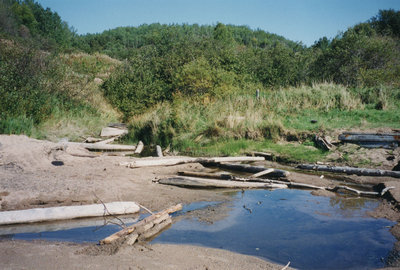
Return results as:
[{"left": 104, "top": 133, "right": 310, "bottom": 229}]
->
[{"left": 125, "top": 83, "right": 400, "bottom": 161}]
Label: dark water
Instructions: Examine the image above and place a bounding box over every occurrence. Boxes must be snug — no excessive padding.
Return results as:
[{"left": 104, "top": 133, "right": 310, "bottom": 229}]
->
[
  {"left": 0, "top": 189, "right": 396, "bottom": 269},
  {"left": 153, "top": 189, "right": 396, "bottom": 270}
]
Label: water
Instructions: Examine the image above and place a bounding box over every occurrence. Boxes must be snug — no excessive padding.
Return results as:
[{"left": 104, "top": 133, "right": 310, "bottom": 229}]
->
[
  {"left": 153, "top": 189, "right": 396, "bottom": 270},
  {"left": 0, "top": 189, "right": 396, "bottom": 269}
]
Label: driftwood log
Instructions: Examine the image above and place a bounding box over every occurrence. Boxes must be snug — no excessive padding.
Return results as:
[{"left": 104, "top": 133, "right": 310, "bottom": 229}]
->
[
  {"left": 339, "top": 132, "right": 400, "bottom": 149},
  {"left": 100, "top": 204, "right": 182, "bottom": 244},
  {"left": 0, "top": 202, "right": 140, "bottom": 226},
  {"left": 202, "top": 162, "right": 289, "bottom": 178},
  {"left": 297, "top": 164, "right": 400, "bottom": 178},
  {"left": 134, "top": 141, "right": 144, "bottom": 154},
  {"left": 178, "top": 171, "right": 232, "bottom": 180},
  {"left": 61, "top": 142, "right": 136, "bottom": 152},
  {"left": 120, "top": 156, "right": 265, "bottom": 168},
  {"left": 175, "top": 172, "right": 394, "bottom": 197},
  {"left": 158, "top": 176, "right": 288, "bottom": 189}
]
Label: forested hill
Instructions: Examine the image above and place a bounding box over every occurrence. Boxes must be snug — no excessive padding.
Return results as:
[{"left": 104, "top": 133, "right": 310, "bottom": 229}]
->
[
  {"left": 1, "top": 0, "right": 400, "bottom": 143},
  {"left": 73, "top": 23, "right": 302, "bottom": 58}
]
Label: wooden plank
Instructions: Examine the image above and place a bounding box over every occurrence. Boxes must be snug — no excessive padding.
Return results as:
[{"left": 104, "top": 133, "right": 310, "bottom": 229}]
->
[
  {"left": 158, "top": 176, "right": 288, "bottom": 189},
  {"left": 297, "top": 164, "right": 400, "bottom": 178},
  {"left": 0, "top": 202, "right": 140, "bottom": 226}
]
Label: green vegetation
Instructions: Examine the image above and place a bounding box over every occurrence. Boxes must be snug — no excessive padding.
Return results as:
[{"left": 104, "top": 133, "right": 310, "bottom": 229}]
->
[{"left": 1, "top": 1, "right": 400, "bottom": 163}]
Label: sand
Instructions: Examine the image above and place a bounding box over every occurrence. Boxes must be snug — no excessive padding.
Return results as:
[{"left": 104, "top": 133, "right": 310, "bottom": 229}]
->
[{"left": 1, "top": 134, "right": 399, "bottom": 269}]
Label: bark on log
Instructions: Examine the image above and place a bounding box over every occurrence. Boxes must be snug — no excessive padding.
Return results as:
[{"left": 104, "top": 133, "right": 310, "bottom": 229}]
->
[
  {"left": 100, "top": 204, "right": 182, "bottom": 244},
  {"left": 203, "top": 162, "right": 289, "bottom": 178},
  {"left": 158, "top": 176, "right": 288, "bottom": 189},
  {"left": 120, "top": 156, "right": 264, "bottom": 168},
  {"left": 0, "top": 202, "right": 140, "bottom": 226},
  {"left": 297, "top": 164, "right": 400, "bottom": 178}
]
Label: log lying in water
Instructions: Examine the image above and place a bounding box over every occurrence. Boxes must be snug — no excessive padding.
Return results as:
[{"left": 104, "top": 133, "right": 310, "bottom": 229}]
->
[
  {"left": 174, "top": 172, "right": 393, "bottom": 197},
  {"left": 158, "top": 176, "right": 288, "bottom": 189},
  {"left": 120, "top": 156, "right": 265, "bottom": 168},
  {"left": 297, "top": 164, "right": 400, "bottom": 178},
  {"left": 100, "top": 204, "right": 182, "bottom": 244},
  {"left": 202, "top": 162, "right": 289, "bottom": 178},
  {"left": 0, "top": 202, "right": 140, "bottom": 226}
]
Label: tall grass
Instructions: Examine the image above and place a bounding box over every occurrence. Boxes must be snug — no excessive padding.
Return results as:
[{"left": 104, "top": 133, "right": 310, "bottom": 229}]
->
[{"left": 126, "top": 83, "right": 400, "bottom": 159}]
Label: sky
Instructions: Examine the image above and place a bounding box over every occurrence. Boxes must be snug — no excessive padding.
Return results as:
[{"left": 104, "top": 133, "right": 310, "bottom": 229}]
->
[{"left": 36, "top": 0, "right": 400, "bottom": 46}]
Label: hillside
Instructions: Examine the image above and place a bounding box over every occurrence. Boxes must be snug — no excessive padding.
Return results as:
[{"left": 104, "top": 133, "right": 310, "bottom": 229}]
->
[{"left": 1, "top": 0, "right": 400, "bottom": 163}]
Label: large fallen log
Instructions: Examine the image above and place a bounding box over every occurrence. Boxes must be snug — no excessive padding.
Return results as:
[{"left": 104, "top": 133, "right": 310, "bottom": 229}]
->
[
  {"left": 203, "top": 162, "right": 289, "bottom": 178},
  {"left": 339, "top": 132, "right": 400, "bottom": 149},
  {"left": 60, "top": 142, "right": 136, "bottom": 152},
  {"left": 0, "top": 202, "right": 140, "bottom": 226},
  {"left": 100, "top": 204, "right": 182, "bottom": 244},
  {"left": 175, "top": 172, "right": 394, "bottom": 197},
  {"left": 297, "top": 164, "right": 400, "bottom": 178},
  {"left": 120, "top": 156, "right": 264, "bottom": 168},
  {"left": 158, "top": 176, "right": 288, "bottom": 189},
  {"left": 0, "top": 215, "right": 140, "bottom": 236},
  {"left": 178, "top": 171, "right": 232, "bottom": 180}
]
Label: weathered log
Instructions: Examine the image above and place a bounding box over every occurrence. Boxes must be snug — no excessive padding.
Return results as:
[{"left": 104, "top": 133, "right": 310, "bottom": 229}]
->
[
  {"left": 139, "top": 217, "right": 172, "bottom": 240},
  {"left": 251, "top": 168, "right": 275, "bottom": 178},
  {"left": 297, "top": 164, "right": 400, "bottom": 178},
  {"left": 156, "top": 145, "right": 163, "bottom": 157},
  {"left": 100, "top": 204, "right": 182, "bottom": 244},
  {"left": 177, "top": 173, "right": 387, "bottom": 197},
  {"left": 100, "top": 127, "right": 128, "bottom": 137},
  {"left": 326, "top": 185, "right": 379, "bottom": 196},
  {"left": 0, "top": 202, "right": 140, "bottom": 226},
  {"left": 158, "top": 176, "right": 288, "bottom": 189},
  {"left": 314, "top": 135, "right": 333, "bottom": 151},
  {"left": 120, "top": 156, "right": 264, "bottom": 168},
  {"left": 339, "top": 132, "right": 400, "bottom": 149},
  {"left": 0, "top": 215, "right": 139, "bottom": 236},
  {"left": 203, "top": 162, "right": 289, "bottom": 178},
  {"left": 62, "top": 142, "right": 136, "bottom": 152},
  {"left": 126, "top": 233, "right": 139, "bottom": 246},
  {"left": 134, "top": 141, "right": 144, "bottom": 154},
  {"left": 94, "top": 137, "right": 117, "bottom": 145},
  {"left": 178, "top": 171, "right": 232, "bottom": 180}
]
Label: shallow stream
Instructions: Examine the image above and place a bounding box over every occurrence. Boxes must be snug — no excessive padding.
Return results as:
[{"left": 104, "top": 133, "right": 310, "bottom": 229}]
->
[{"left": 0, "top": 189, "right": 397, "bottom": 269}]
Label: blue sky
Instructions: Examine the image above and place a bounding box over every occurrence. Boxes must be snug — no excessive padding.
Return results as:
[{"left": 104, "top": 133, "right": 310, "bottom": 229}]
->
[{"left": 36, "top": 0, "right": 400, "bottom": 46}]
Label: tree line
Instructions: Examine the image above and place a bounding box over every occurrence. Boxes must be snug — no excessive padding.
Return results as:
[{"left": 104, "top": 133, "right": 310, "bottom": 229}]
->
[{"left": 1, "top": 0, "right": 400, "bottom": 121}]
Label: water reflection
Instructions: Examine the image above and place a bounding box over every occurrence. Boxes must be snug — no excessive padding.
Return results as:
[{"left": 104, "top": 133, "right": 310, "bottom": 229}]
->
[{"left": 154, "top": 189, "right": 396, "bottom": 270}]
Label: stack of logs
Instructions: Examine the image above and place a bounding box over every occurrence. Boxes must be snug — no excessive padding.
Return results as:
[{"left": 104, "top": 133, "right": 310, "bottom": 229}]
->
[{"left": 100, "top": 204, "right": 182, "bottom": 246}]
